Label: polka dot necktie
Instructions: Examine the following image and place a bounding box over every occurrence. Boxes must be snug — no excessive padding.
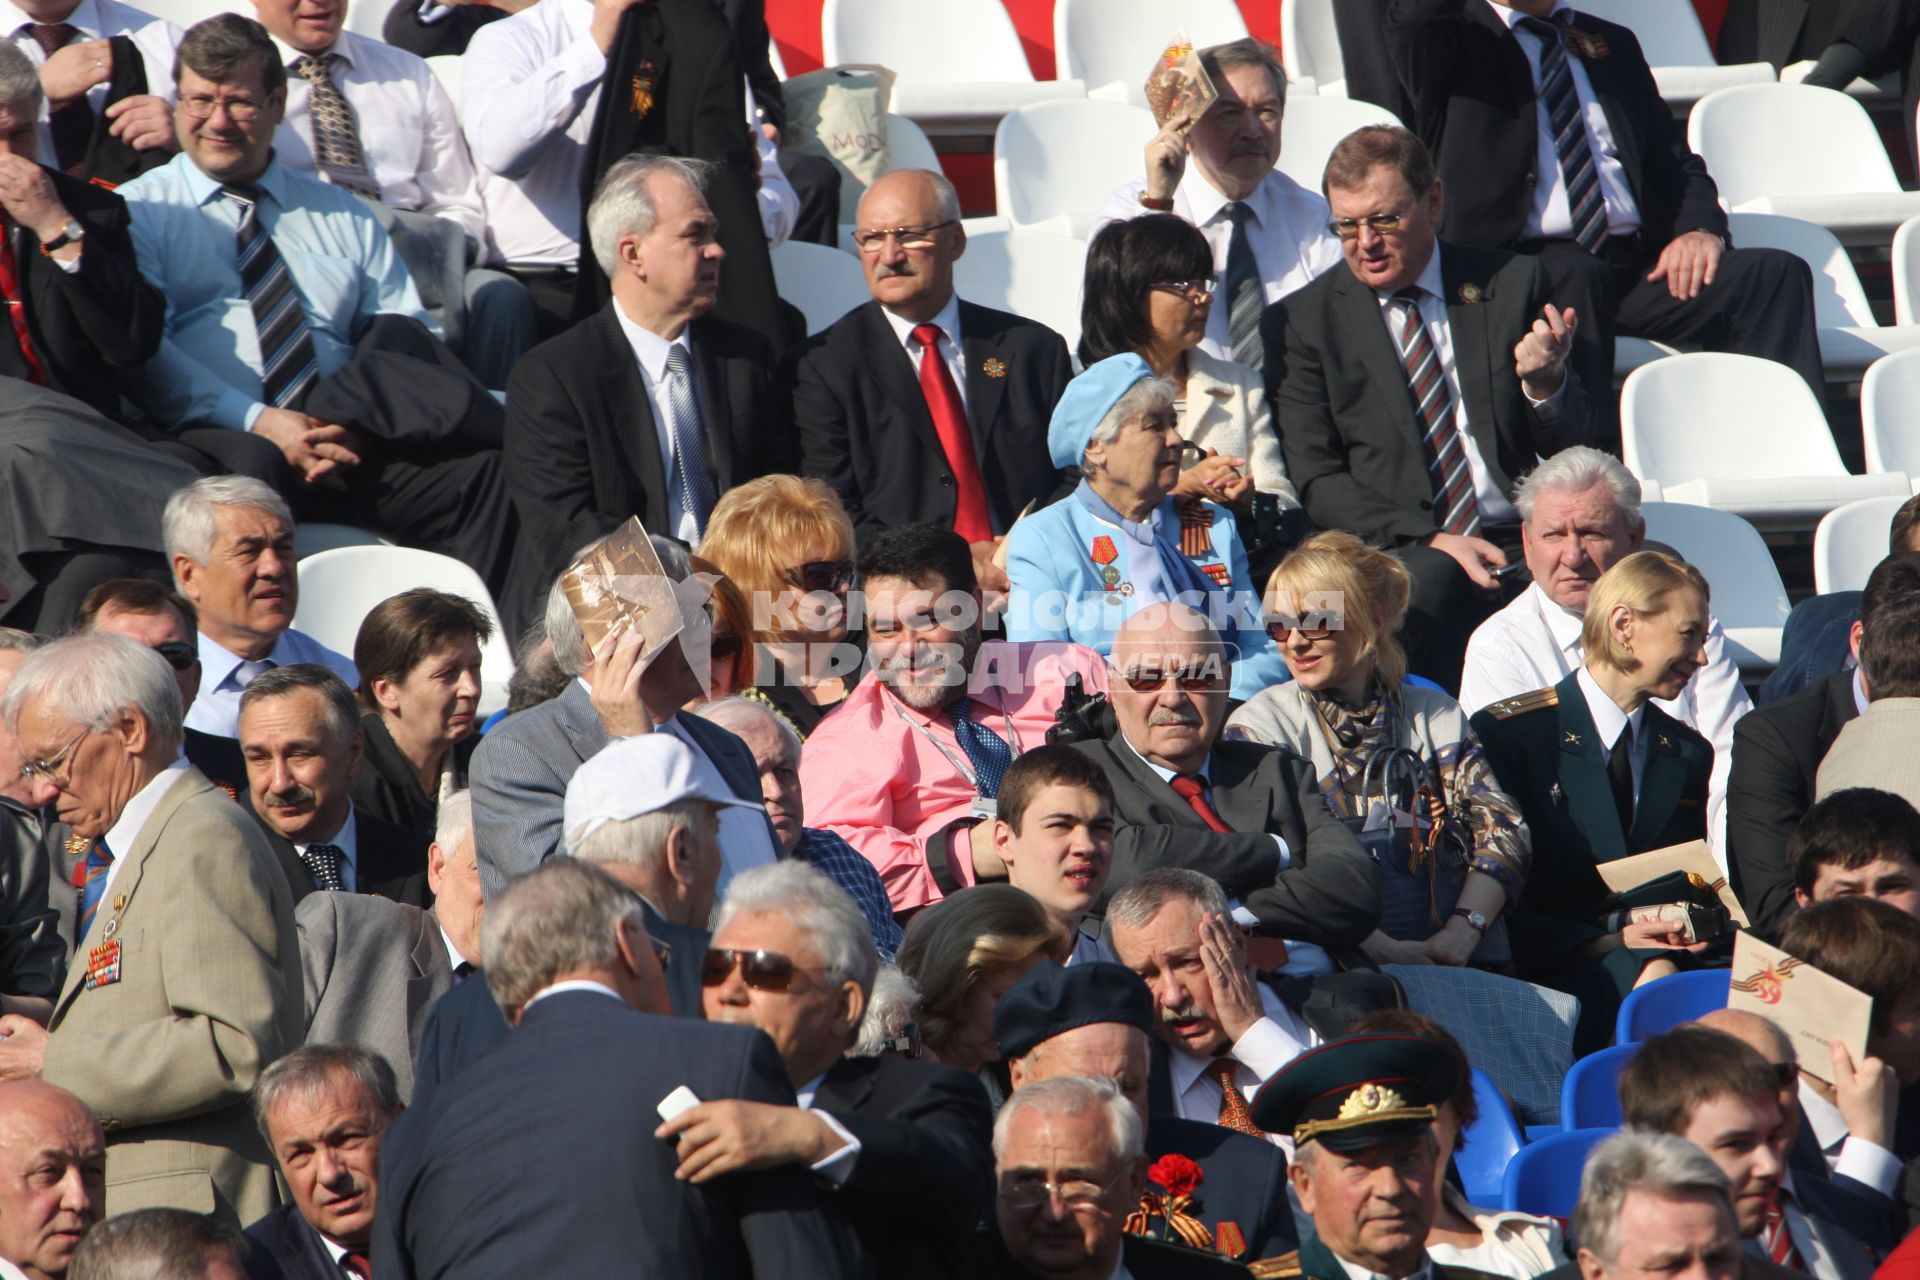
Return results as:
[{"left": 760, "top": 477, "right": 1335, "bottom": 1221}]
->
[
  {"left": 292, "top": 53, "right": 381, "bottom": 200},
  {"left": 301, "top": 842, "right": 346, "bottom": 892},
  {"left": 1208, "top": 1057, "right": 1266, "bottom": 1138},
  {"left": 948, "top": 695, "right": 1013, "bottom": 799}
]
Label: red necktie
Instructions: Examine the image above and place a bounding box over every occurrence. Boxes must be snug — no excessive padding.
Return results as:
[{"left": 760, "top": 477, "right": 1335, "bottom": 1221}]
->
[
  {"left": 1764, "top": 1202, "right": 1803, "bottom": 1272},
  {"left": 1207, "top": 1058, "right": 1267, "bottom": 1137},
  {"left": 1170, "top": 774, "right": 1234, "bottom": 834},
  {"left": 911, "top": 322, "right": 992, "bottom": 544},
  {"left": 0, "top": 239, "right": 47, "bottom": 385},
  {"left": 340, "top": 1250, "right": 373, "bottom": 1278}
]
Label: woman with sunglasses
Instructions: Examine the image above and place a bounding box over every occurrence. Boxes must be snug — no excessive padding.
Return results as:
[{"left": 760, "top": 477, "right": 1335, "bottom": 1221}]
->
[
  {"left": 1226, "top": 533, "right": 1529, "bottom": 970},
  {"left": 350, "top": 588, "right": 492, "bottom": 838},
  {"left": 1002, "top": 353, "right": 1288, "bottom": 702},
  {"left": 699, "top": 476, "right": 859, "bottom": 739},
  {"left": 896, "top": 885, "right": 1069, "bottom": 1108}
]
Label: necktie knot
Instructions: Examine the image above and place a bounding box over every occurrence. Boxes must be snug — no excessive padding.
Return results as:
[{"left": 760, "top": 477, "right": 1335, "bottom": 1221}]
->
[
  {"left": 26, "top": 22, "right": 78, "bottom": 56},
  {"left": 1225, "top": 201, "right": 1252, "bottom": 228},
  {"left": 293, "top": 51, "right": 336, "bottom": 81},
  {"left": 947, "top": 695, "right": 1013, "bottom": 799},
  {"left": 340, "top": 1249, "right": 372, "bottom": 1279},
  {"left": 1208, "top": 1056, "right": 1267, "bottom": 1137},
  {"left": 1393, "top": 286, "right": 1424, "bottom": 306},
  {"left": 221, "top": 182, "right": 262, "bottom": 209},
  {"left": 1170, "top": 773, "right": 1207, "bottom": 803},
  {"left": 1519, "top": 13, "right": 1568, "bottom": 42},
  {"left": 910, "top": 322, "right": 943, "bottom": 354},
  {"left": 302, "top": 842, "right": 346, "bottom": 892},
  {"left": 666, "top": 340, "right": 690, "bottom": 376}
]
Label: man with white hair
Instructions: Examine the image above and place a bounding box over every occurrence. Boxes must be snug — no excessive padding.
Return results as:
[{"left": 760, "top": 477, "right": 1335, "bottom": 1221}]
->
[
  {"left": 163, "top": 477, "right": 355, "bottom": 743},
  {"left": 0, "top": 633, "right": 299, "bottom": 1227},
  {"left": 1458, "top": 446, "right": 1751, "bottom": 857}
]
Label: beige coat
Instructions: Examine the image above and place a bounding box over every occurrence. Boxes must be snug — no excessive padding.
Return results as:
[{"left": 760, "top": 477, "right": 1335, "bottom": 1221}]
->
[
  {"left": 42, "top": 768, "right": 300, "bottom": 1227},
  {"left": 1816, "top": 696, "right": 1920, "bottom": 809},
  {"left": 1180, "top": 346, "right": 1299, "bottom": 506}
]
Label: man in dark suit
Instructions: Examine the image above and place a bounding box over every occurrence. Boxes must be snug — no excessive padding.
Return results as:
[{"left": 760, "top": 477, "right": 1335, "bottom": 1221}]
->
[
  {"left": 237, "top": 665, "right": 429, "bottom": 905},
  {"left": 373, "top": 857, "right": 856, "bottom": 1278},
  {"left": 1729, "top": 553, "right": 1920, "bottom": 932},
  {"left": 663, "top": 858, "right": 990, "bottom": 1279},
  {"left": 999, "top": 961, "right": 1299, "bottom": 1270},
  {"left": 1074, "top": 602, "right": 1382, "bottom": 964},
  {"left": 788, "top": 168, "right": 1073, "bottom": 585},
  {"left": 503, "top": 153, "right": 782, "bottom": 607},
  {"left": 245, "top": 1045, "right": 402, "bottom": 1280},
  {"left": 0, "top": 44, "right": 163, "bottom": 422},
  {"left": 1265, "top": 124, "right": 1595, "bottom": 690},
  {"left": 1385, "top": 0, "right": 1826, "bottom": 423}
]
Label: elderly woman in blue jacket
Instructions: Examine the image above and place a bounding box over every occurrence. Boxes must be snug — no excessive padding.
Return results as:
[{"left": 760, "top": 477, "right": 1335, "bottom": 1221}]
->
[{"left": 1003, "top": 352, "right": 1288, "bottom": 701}]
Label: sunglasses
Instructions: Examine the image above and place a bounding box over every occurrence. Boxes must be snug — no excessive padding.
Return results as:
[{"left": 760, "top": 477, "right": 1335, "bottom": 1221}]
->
[
  {"left": 153, "top": 642, "right": 199, "bottom": 671},
  {"left": 1265, "top": 616, "right": 1341, "bottom": 643},
  {"left": 784, "top": 560, "right": 854, "bottom": 593},
  {"left": 701, "top": 948, "right": 800, "bottom": 992},
  {"left": 1116, "top": 667, "right": 1227, "bottom": 694}
]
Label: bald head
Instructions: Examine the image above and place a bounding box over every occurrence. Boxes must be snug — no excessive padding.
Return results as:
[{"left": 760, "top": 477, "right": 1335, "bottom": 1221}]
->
[
  {"left": 1110, "top": 603, "right": 1230, "bottom": 775},
  {"left": 0, "top": 1081, "right": 104, "bottom": 1280},
  {"left": 855, "top": 168, "right": 966, "bottom": 323}
]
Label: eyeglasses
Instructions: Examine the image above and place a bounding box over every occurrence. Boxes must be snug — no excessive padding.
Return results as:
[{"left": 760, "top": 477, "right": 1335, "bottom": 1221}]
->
[
  {"left": 701, "top": 948, "right": 801, "bottom": 992},
  {"left": 852, "top": 221, "right": 960, "bottom": 253},
  {"left": 1116, "top": 666, "right": 1228, "bottom": 694},
  {"left": 998, "top": 1171, "right": 1130, "bottom": 1212},
  {"left": 152, "top": 642, "right": 199, "bottom": 672},
  {"left": 178, "top": 94, "right": 267, "bottom": 121},
  {"left": 1326, "top": 206, "right": 1414, "bottom": 240},
  {"left": 1150, "top": 278, "right": 1216, "bottom": 299},
  {"left": 18, "top": 726, "right": 96, "bottom": 786},
  {"left": 1265, "top": 615, "right": 1343, "bottom": 643},
  {"left": 783, "top": 560, "right": 855, "bottom": 593}
]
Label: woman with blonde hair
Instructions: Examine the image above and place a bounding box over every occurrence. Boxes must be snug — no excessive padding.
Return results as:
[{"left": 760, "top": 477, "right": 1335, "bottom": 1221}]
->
[
  {"left": 1470, "top": 550, "right": 1716, "bottom": 1051},
  {"left": 699, "top": 475, "right": 859, "bottom": 737},
  {"left": 896, "top": 885, "right": 1069, "bottom": 1106},
  {"left": 1227, "top": 532, "right": 1529, "bottom": 969}
]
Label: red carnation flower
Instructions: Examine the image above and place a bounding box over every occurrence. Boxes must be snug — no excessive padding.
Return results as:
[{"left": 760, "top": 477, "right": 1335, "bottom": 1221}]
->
[{"left": 1148, "top": 1153, "right": 1204, "bottom": 1199}]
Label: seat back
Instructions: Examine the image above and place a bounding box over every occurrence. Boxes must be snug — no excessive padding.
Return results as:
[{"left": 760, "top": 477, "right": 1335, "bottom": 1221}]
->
[
  {"left": 293, "top": 523, "right": 395, "bottom": 560},
  {"left": 1455, "top": 1069, "right": 1526, "bottom": 1205},
  {"left": 885, "top": 113, "right": 943, "bottom": 173},
  {"left": 1559, "top": 1044, "right": 1638, "bottom": 1131},
  {"left": 953, "top": 229, "right": 1089, "bottom": 353},
  {"left": 1727, "top": 212, "right": 1875, "bottom": 327},
  {"left": 344, "top": 0, "right": 392, "bottom": 43},
  {"left": 822, "top": 0, "right": 1035, "bottom": 83},
  {"left": 994, "top": 100, "right": 1157, "bottom": 230},
  {"left": 1894, "top": 215, "right": 1920, "bottom": 326},
  {"left": 1500, "top": 1127, "right": 1615, "bottom": 1217},
  {"left": 1053, "top": 0, "right": 1248, "bottom": 93},
  {"left": 1575, "top": 0, "right": 1718, "bottom": 65},
  {"left": 1688, "top": 84, "right": 1902, "bottom": 204},
  {"left": 770, "top": 240, "right": 871, "bottom": 335},
  {"left": 1622, "top": 353, "right": 1849, "bottom": 482},
  {"left": 1638, "top": 502, "right": 1793, "bottom": 637},
  {"left": 1864, "top": 348, "right": 1920, "bottom": 474},
  {"left": 1615, "top": 969, "right": 1731, "bottom": 1044},
  {"left": 1814, "top": 495, "right": 1911, "bottom": 593},
  {"left": 1274, "top": 95, "right": 1403, "bottom": 189},
  {"left": 1279, "top": 0, "right": 1345, "bottom": 90}
]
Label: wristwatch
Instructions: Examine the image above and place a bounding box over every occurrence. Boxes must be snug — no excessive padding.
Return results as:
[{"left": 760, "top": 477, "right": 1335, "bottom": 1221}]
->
[
  {"left": 1137, "top": 192, "right": 1174, "bottom": 212},
  {"left": 1451, "top": 908, "right": 1489, "bottom": 935},
  {"left": 39, "top": 220, "right": 84, "bottom": 255}
]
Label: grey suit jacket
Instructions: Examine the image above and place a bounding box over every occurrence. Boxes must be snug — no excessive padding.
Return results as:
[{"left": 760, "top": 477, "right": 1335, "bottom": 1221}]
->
[
  {"left": 1814, "top": 697, "right": 1920, "bottom": 811},
  {"left": 296, "top": 895, "right": 453, "bottom": 1104},
  {"left": 469, "top": 681, "right": 770, "bottom": 897}
]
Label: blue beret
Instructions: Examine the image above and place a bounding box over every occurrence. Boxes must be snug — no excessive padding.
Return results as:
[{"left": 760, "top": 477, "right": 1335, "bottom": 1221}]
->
[
  {"left": 993, "top": 961, "right": 1156, "bottom": 1060},
  {"left": 1047, "top": 352, "right": 1157, "bottom": 469}
]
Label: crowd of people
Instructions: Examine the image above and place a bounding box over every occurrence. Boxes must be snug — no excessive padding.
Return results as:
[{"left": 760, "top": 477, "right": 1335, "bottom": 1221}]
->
[{"left": 5, "top": 0, "right": 1920, "bottom": 1274}]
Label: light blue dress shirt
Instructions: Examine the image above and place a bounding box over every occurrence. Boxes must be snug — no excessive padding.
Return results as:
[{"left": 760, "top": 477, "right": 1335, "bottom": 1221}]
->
[
  {"left": 119, "top": 151, "right": 430, "bottom": 432},
  {"left": 184, "top": 627, "right": 359, "bottom": 740}
]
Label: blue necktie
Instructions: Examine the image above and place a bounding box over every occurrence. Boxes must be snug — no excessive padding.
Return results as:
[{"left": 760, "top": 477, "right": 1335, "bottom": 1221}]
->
[
  {"left": 949, "top": 696, "right": 1014, "bottom": 799},
  {"left": 76, "top": 838, "right": 113, "bottom": 941}
]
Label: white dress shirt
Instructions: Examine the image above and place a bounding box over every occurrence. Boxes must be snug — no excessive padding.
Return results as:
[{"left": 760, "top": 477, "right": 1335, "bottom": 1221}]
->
[
  {"left": 1490, "top": 0, "right": 1643, "bottom": 243},
  {"left": 1, "top": 0, "right": 180, "bottom": 163},
  {"left": 1575, "top": 666, "right": 1647, "bottom": 802},
  {"left": 611, "top": 302, "right": 708, "bottom": 546},
  {"left": 1166, "top": 980, "right": 1319, "bottom": 1155},
  {"left": 99, "top": 757, "right": 191, "bottom": 904},
  {"left": 1332, "top": 1253, "right": 1433, "bottom": 1280},
  {"left": 522, "top": 977, "right": 623, "bottom": 1011},
  {"left": 793, "top": 1072, "right": 863, "bottom": 1185},
  {"left": 0, "top": 1258, "right": 31, "bottom": 1280},
  {"left": 183, "top": 627, "right": 359, "bottom": 739},
  {"left": 1458, "top": 581, "right": 1751, "bottom": 864},
  {"left": 1798, "top": 1076, "right": 1903, "bottom": 1198},
  {"left": 270, "top": 29, "right": 487, "bottom": 249},
  {"left": 752, "top": 87, "right": 798, "bottom": 247},
  {"left": 879, "top": 293, "right": 969, "bottom": 417},
  {"left": 295, "top": 805, "right": 360, "bottom": 893},
  {"left": 1097, "top": 167, "right": 1342, "bottom": 364},
  {"left": 439, "top": 923, "right": 473, "bottom": 974}
]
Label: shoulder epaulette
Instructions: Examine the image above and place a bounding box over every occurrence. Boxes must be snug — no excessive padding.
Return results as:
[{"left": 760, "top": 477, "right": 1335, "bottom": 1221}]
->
[
  {"left": 1482, "top": 685, "right": 1560, "bottom": 721},
  {"left": 1248, "top": 1253, "right": 1303, "bottom": 1279}
]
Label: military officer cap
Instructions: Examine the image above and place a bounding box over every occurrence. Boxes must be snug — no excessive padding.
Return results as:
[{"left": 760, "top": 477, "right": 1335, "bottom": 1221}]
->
[
  {"left": 993, "top": 961, "right": 1156, "bottom": 1060},
  {"left": 1249, "top": 1034, "right": 1459, "bottom": 1153}
]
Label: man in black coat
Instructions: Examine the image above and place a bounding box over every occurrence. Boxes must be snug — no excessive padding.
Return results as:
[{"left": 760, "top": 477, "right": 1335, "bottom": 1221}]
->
[
  {"left": 788, "top": 169, "right": 1073, "bottom": 582},
  {"left": 1385, "top": 0, "right": 1825, "bottom": 424}
]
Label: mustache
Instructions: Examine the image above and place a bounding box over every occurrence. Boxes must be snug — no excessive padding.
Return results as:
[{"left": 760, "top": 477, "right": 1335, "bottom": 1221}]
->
[
  {"left": 264, "top": 783, "right": 315, "bottom": 808},
  {"left": 1148, "top": 706, "right": 1201, "bottom": 727},
  {"left": 875, "top": 261, "right": 917, "bottom": 279},
  {"left": 1160, "top": 1000, "right": 1204, "bottom": 1024}
]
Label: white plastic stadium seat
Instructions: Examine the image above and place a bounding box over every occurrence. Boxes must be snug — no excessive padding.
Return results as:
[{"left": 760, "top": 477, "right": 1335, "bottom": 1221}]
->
[
  {"left": 1814, "top": 496, "right": 1911, "bottom": 594},
  {"left": 770, "top": 240, "right": 870, "bottom": 334},
  {"left": 951, "top": 228, "right": 1089, "bottom": 355},
  {"left": 292, "top": 546, "right": 513, "bottom": 716},
  {"left": 994, "top": 100, "right": 1156, "bottom": 238},
  {"left": 294, "top": 523, "right": 394, "bottom": 560},
  {"left": 344, "top": 0, "right": 392, "bottom": 43},
  {"left": 1572, "top": 0, "right": 1774, "bottom": 103},
  {"left": 426, "top": 55, "right": 462, "bottom": 115},
  {"left": 881, "top": 113, "right": 942, "bottom": 173},
  {"left": 1862, "top": 348, "right": 1920, "bottom": 477},
  {"left": 1280, "top": 0, "right": 1347, "bottom": 97},
  {"left": 1894, "top": 216, "right": 1920, "bottom": 326},
  {"left": 1638, "top": 503, "right": 1791, "bottom": 672},
  {"left": 1727, "top": 212, "right": 1920, "bottom": 374},
  {"left": 768, "top": 36, "right": 788, "bottom": 83},
  {"left": 1053, "top": 0, "right": 1248, "bottom": 106},
  {"left": 1689, "top": 84, "right": 1920, "bottom": 247},
  {"left": 1613, "top": 337, "right": 1681, "bottom": 383},
  {"left": 1623, "top": 353, "right": 1911, "bottom": 531},
  {"left": 819, "top": 0, "right": 1084, "bottom": 129},
  {"left": 1273, "top": 95, "right": 1402, "bottom": 191}
]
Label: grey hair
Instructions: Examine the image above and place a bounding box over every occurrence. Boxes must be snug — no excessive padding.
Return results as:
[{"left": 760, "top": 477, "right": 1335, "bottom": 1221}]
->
[
  {"left": 162, "top": 475, "right": 293, "bottom": 567},
  {"left": 0, "top": 634, "right": 183, "bottom": 757},
  {"left": 1201, "top": 37, "right": 1288, "bottom": 105},
  {"left": 236, "top": 663, "right": 360, "bottom": 750},
  {"left": 993, "top": 1075, "right": 1143, "bottom": 1163},
  {"left": 67, "top": 1208, "right": 245, "bottom": 1280},
  {"left": 1087, "top": 376, "right": 1177, "bottom": 453},
  {"left": 250, "top": 1044, "right": 400, "bottom": 1147},
  {"left": 586, "top": 153, "right": 716, "bottom": 277},
  {"left": 1106, "top": 868, "right": 1230, "bottom": 932},
  {"left": 435, "top": 789, "right": 474, "bottom": 856},
  {"left": 1572, "top": 1131, "right": 1735, "bottom": 1268},
  {"left": 0, "top": 44, "right": 42, "bottom": 118},
  {"left": 547, "top": 533, "right": 694, "bottom": 678},
  {"left": 0, "top": 629, "right": 41, "bottom": 658},
  {"left": 481, "top": 858, "right": 649, "bottom": 1018},
  {"left": 1512, "top": 446, "right": 1643, "bottom": 525},
  {"left": 715, "top": 860, "right": 879, "bottom": 995},
  {"left": 849, "top": 964, "right": 921, "bottom": 1058},
  {"left": 566, "top": 800, "right": 706, "bottom": 872},
  {"left": 693, "top": 695, "right": 800, "bottom": 766},
  {"left": 877, "top": 167, "right": 962, "bottom": 224}
]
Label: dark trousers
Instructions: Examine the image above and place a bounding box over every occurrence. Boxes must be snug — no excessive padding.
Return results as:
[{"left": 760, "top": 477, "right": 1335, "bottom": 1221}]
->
[
  {"left": 1394, "top": 525, "right": 1528, "bottom": 697},
  {"left": 8, "top": 546, "right": 168, "bottom": 633},
  {"left": 503, "top": 266, "right": 582, "bottom": 343}
]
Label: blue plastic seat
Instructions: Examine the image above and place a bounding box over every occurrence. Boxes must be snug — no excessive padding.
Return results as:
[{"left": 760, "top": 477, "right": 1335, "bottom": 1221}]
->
[
  {"left": 1614, "top": 969, "right": 1730, "bottom": 1044},
  {"left": 1500, "top": 1127, "right": 1616, "bottom": 1217},
  {"left": 1455, "top": 1068, "right": 1526, "bottom": 1205},
  {"left": 1559, "top": 1043, "right": 1638, "bottom": 1130}
]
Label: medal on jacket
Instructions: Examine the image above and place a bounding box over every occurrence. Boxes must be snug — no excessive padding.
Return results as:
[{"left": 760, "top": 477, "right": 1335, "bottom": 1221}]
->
[
  {"left": 630, "top": 59, "right": 658, "bottom": 119},
  {"left": 1567, "top": 27, "right": 1611, "bottom": 60},
  {"left": 1091, "top": 534, "right": 1122, "bottom": 591},
  {"left": 85, "top": 900, "right": 126, "bottom": 991},
  {"left": 1176, "top": 499, "right": 1231, "bottom": 587}
]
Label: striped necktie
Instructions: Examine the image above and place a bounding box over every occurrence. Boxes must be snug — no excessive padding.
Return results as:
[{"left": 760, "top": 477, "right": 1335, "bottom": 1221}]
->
[
  {"left": 73, "top": 839, "right": 113, "bottom": 941},
  {"left": 223, "top": 183, "right": 320, "bottom": 409},
  {"left": 1520, "top": 14, "right": 1608, "bottom": 253},
  {"left": 1222, "top": 202, "right": 1263, "bottom": 370},
  {"left": 1762, "top": 1201, "right": 1804, "bottom": 1272},
  {"left": 1390, "top": 289, "right": 1483, "bottom": 538},
  {"left": 292, "top": 53, "right": 381, "bottom": 201},
  {"left": 663, "top": 342, "right": 716, "bottom": 540}
]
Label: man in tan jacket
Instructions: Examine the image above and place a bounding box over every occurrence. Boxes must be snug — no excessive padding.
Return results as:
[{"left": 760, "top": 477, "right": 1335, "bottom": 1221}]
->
[
  {"left": 0, "top": 633, "right": 299, "bottom": 1227},
  {"left": 1817, "top": 594, "right": 1920, "bottom": 811}
]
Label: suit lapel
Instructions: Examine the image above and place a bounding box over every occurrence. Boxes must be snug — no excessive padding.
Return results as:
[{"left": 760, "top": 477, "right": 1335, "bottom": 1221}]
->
[
  {"left": 1555, "top": 676, "right": 1630, "bottom": 864},
  {"left": 1207, "top": 743, "right": 1273, "bottom": 835},
  {"left": 815, "top": 1057, "right": 878, "bottom": 1112},
  {"left": 272, "top": 834, "right": 320, "bottom": 898},
  {"left": 860, "top": 302, "right": 946, "bottom": 462},
  {"left": 1470, "top": 0, "right": 1543, "bottom": 122},
  {"left": 1330, "top": 269, "right": 1428, "bottom": 457},
  {"left": 1629, "top": 706, "right": 1688, "bottom": 850},
  {"left": 1105, "top": 740, "right": 1199, "bottom": 825},
  {"left": 958, "top": 303, "right": 1007, "bottom": 453},
  {"left": 1437, "top": 247, "right": 1502, "bottom": 466},
  {"left": 558, "top": 681, "right": 610, "bottom": 766},
  {"left": 594, "top": 304, "right": 669, "bottom": 513}
]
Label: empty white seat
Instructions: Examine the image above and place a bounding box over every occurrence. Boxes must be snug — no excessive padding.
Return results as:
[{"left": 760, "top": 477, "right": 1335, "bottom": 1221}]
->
[
  {"left": 1862, "top": 348, "right": 1920, "bottom": 476},
  {"left": 425, "top": 54, "right": 461, "bottom": 114},
  {"left": 1689, "top": 84, "right": 1920, "bottom": 246},
  {"left": 994, "top": 100, "right": 1156, "bottom": 238},
  {"left": 884, "top": 112, "right": 942, "bottom": 172},
  {"left": 292, "top": 545, "right": 514, "bottom": 716},
  {"left": 1638, "top": 503, "right": 1791, "bottom": 671},
  {"left": 294, "top": 523, "right": 395, "bottom": 560},
  {"left": 1814, "top": 496, "right": 1911, "bottom": 594},
  {"left": 1622, "top": 352, "right": 1910, "bottom": 530},
  {"left": 1573, "top": 0, "right": 1774, "bottom": 103},
  {"left": 1894, "top": 215, "right": 1920, "bottom": 326},
  {"left": 770, "top": 240, "right": 870, "bottom": 335},
  {"left": 820, "top": 0, "right": 1084, "bottom": 128},
  {"left": 1727, "top": 211, "right": 1920, "bottom": 373},
  {"left": 951, "top": 228, "right": 1089, "bottom": 353},
  {"left": 1053, "top": 0, "right": 1248, "bottom": 104},
  {"left": 1273, "top": 95, "right": 1402, "bottom": 191},
  {"left": 1280, "top": 0, "right": 1347, "bottom": 97}
]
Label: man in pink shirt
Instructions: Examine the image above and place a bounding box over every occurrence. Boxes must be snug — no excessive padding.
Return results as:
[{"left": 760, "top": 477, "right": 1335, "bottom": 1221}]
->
[{"left": 799, "top": 524, "right": 1107, "bottom": 915}]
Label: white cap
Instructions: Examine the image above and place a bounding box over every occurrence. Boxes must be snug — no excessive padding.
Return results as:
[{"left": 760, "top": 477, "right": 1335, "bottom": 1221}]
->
[{"left": 563, "top": 734, "right": 762, "bottom": 847}]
